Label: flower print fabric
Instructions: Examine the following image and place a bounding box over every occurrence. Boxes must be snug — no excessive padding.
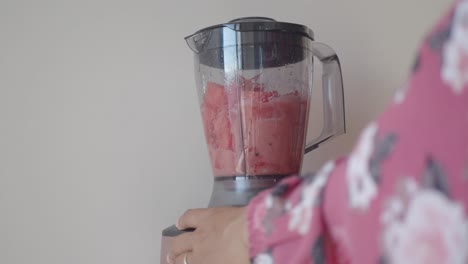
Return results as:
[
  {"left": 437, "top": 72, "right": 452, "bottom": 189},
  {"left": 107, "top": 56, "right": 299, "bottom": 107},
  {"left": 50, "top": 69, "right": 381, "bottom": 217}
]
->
[
  {"left": 346, "top": 124, "right": 398, "bottom": 210},
  {"left": 346, "top": 123, "right": 380, "bottom": 210},
  {"left": 381, "top": 159, "right": 468, "bottom": 264},
  {"left": 442, "top": 0, "right": 468, "bottom": 94},
  {"left": 253, "top": 253, "right": 274, "bottom": 264},
  {"left": 381, "top": 179, "right": 468, "bottom": 264},
  {"left": 247, "top": 1, "right": 468, "bottom": 263},
  {"left": 288, "top": 161, "right": 335, "bottom": 235}
]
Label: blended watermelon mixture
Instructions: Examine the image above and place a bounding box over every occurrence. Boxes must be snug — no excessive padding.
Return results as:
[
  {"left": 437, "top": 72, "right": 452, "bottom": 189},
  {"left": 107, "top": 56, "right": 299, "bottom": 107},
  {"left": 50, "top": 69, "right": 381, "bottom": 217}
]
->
[{"left": 201, "top": 78, "right": 308, "bottom": 177}]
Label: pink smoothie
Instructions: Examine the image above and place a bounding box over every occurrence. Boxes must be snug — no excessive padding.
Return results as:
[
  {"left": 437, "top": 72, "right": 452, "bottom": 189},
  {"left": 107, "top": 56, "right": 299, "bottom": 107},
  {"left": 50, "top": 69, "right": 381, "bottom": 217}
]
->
[{"left": 201, "top": 80, "right": 308, "bottom": 177}]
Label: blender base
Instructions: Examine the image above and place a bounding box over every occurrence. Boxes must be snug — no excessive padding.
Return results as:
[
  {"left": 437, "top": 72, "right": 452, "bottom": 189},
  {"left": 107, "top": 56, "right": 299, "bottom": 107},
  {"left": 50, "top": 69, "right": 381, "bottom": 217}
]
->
[
  {"left": 208, "top": 174, "right": 287, "bottom": 207},
  {"left": 160, "top": 175, "right": 288, "bottom": 263}
]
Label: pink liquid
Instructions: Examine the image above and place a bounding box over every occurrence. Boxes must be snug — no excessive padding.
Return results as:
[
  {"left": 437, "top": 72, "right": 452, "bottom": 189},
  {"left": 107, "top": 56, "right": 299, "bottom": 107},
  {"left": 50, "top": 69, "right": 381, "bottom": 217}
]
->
[{"left": 201, "top": 81, "right": 308, "bottom": 177}]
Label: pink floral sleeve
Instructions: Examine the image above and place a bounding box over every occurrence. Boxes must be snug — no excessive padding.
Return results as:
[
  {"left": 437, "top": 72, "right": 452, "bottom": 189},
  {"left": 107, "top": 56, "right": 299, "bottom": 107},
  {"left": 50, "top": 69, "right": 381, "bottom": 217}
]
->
[{"left": 247, "top": 1, "right": 468, "bottom": 263}]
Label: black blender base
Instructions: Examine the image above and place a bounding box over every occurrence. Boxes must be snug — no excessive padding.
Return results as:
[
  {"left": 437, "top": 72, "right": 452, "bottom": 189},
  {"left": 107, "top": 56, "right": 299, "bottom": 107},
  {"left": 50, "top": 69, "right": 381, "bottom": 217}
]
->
[
  {"left": 162, "top": 225, "right": 194, "bottom": 237},
  {"left": 207, "top": 174, "right": 287, "bottom": 207}
]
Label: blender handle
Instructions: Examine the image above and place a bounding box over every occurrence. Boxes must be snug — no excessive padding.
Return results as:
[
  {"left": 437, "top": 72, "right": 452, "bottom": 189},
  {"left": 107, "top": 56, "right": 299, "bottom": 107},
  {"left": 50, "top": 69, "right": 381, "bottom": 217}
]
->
[{"left": 305, "top": 42, "right": 346, "bottom": 153}]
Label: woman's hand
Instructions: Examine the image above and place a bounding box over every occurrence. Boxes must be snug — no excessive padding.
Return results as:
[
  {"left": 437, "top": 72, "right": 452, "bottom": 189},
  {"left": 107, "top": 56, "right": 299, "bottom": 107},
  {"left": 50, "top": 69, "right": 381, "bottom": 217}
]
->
[{"left": 167, "top": 206, "right": 249, "bottom": 264}]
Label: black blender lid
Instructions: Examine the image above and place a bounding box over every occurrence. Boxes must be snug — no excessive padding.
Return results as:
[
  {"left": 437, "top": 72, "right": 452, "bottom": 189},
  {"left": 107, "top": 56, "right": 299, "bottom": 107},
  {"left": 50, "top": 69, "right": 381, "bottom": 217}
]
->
[
  {"left": 185, "top": 17, "right": 314, "bottom": 69},
  {"left": 185, "top": 17, "right": 315, "bottom": 41}
]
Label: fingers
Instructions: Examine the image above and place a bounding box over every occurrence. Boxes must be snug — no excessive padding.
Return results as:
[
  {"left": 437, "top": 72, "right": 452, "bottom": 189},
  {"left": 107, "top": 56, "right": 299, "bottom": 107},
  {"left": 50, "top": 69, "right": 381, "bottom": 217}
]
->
[
  {"left": 167, "top": 232, "right": 195, "bottom": 262},
  {"left": 172, "top": 251, "right": 195, "bottom": 264},
  {"left": 176, "top": 208, "right": 213, "bottom": 230}
]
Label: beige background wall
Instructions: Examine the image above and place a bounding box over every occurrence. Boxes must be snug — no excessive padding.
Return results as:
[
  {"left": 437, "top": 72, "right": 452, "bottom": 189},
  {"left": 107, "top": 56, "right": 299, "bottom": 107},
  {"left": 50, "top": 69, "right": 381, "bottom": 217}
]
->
[{"left": 0, "top": 0, "right": 452, "bottom": 263}]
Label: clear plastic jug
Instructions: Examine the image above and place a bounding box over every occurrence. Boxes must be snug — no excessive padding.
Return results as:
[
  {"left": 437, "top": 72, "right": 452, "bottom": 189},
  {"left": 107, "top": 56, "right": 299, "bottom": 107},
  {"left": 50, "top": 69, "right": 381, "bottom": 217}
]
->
[{"left": 186, "top": 17, "right": 345, "bottom": 178}]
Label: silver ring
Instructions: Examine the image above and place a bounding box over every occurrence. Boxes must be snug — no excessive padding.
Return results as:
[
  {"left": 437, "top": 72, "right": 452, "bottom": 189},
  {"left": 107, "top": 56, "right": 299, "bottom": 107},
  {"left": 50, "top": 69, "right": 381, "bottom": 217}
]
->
[{"left": 183, "top": 253, "right": 189, "bottom": 264}]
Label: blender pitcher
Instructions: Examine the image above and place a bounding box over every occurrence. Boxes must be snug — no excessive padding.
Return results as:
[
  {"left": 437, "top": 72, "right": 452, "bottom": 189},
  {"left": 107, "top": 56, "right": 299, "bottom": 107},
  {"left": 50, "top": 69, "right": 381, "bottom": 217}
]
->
[
  {"left": 187, "top": 17, "right": 345, "bottom": 186},
  {"left": 160, "top": 17, "right": 345, "bottom": 264}
]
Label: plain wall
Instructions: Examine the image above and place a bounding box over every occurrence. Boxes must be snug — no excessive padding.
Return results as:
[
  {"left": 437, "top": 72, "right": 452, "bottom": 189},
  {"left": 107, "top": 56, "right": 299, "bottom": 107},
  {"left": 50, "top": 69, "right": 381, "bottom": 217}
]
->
[{"left": 0, "top": 0, "right": 452, "bottom": 263}]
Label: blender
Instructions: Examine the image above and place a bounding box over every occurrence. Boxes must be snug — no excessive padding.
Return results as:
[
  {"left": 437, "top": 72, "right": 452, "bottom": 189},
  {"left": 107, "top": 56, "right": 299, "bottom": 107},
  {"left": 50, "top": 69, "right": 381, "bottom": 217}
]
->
[{"left": 161, "top": 17, "right": 345, "bottom": 263}]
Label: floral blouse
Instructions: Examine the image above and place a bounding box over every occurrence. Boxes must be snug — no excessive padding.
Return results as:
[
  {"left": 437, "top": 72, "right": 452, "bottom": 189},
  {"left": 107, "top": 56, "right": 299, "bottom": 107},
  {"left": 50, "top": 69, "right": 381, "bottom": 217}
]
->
[{"left": 247, "top": 1, "right": 468, "bottom": 263}]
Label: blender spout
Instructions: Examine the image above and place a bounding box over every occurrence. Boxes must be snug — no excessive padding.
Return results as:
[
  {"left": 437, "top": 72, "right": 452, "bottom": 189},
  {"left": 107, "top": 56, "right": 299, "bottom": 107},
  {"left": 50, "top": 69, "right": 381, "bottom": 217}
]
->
[
  {"left": 184, "top": 31, "right": 211, "bottom": 54},
  {"left": 184, "top": 34, "right": 199, "bottom": 53}
]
